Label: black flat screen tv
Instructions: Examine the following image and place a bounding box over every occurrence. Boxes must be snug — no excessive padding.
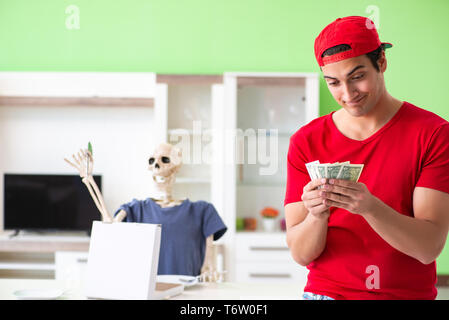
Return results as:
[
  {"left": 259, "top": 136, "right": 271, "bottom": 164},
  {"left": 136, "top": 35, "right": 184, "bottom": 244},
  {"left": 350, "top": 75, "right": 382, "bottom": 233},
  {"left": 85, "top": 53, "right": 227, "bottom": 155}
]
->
[{"left": 4, "top": 173, "right": 102, "bottom": 233}]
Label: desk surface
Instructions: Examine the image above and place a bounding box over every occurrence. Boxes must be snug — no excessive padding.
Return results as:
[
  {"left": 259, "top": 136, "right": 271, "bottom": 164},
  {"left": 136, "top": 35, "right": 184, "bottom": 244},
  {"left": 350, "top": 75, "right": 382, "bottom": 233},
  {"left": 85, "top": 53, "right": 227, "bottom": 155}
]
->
[
  {"left": 2, "top": 279, "right": 448, "bottom": 300},
  {"left": 0, "top": 279, "right": 302, "bottom": 300}
]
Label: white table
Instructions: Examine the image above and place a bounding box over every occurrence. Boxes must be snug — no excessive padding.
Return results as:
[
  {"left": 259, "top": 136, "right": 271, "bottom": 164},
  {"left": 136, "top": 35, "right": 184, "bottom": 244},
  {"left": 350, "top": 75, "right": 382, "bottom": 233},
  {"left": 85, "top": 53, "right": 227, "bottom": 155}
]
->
[
  {"left": 3, "top": 279, "right": 448, "bottom": 300},
  {"left": 0, "top": 279, "right": 303, "bottom": 300},
  {"left": 172, "top": 282, "right": 302, "bottom": 300}
]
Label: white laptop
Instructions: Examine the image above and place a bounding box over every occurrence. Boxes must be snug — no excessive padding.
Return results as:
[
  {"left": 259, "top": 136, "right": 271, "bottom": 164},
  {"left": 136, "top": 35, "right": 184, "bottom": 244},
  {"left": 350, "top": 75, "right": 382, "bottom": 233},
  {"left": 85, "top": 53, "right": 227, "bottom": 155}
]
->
[{"left": 84, "top": 221, "right": 184, "bottom": 300}]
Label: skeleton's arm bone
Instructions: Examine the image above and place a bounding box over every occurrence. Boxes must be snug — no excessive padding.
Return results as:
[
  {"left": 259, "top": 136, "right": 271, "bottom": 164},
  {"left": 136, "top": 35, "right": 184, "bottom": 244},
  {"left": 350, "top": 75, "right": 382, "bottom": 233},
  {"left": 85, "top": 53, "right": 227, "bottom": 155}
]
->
[
  {"left": 86, "top": 175, "right": 112, "bottom": 222},
  {"left": 201, "top": 235, "right": 215, "bottom": 279},
  {"left": 81, "top": 177, "right": 112, "bottom": 222},
  {"left": 79, "top": 149, "right": 113, "bottom": 222},
  {"left": 113, "top": 209, "right": 127, "bottom": 222}
]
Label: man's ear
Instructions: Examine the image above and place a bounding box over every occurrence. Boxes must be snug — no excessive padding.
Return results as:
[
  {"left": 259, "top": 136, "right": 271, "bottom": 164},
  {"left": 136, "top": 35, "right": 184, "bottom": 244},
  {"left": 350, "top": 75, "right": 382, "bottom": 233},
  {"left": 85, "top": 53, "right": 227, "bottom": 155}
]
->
[{"left": 378, "top": 50, "right": 387, "bottom": 73}]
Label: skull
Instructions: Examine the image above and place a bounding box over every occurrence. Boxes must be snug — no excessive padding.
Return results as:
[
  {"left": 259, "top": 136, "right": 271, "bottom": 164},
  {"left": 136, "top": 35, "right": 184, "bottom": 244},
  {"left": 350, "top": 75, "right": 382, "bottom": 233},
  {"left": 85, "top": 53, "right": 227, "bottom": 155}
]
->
[{"left": 148, "top": 143, "right": 182, "bottom": 185}]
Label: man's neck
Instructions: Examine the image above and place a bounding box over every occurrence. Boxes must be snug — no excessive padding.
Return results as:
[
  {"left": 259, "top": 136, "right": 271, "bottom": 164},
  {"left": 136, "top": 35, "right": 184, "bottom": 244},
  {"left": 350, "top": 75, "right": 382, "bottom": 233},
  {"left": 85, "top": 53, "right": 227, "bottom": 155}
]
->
[{"left": 334, "top": 93, "right": 403, "bottom": 141}]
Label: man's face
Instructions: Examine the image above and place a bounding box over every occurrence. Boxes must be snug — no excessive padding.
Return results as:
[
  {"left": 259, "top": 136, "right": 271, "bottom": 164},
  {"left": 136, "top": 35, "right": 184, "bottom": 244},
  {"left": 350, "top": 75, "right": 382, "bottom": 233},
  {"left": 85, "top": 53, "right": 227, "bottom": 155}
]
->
[{"left": 321, "top": 52, "right": 386, "bottom": 117}]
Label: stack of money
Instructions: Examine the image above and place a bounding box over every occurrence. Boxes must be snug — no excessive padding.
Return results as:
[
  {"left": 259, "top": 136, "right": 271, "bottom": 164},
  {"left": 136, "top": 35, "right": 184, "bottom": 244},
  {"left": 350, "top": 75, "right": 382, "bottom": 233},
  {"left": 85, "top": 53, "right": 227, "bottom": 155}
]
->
[{"left": 305, "top": 160, "right": 364, "bottom": 182}]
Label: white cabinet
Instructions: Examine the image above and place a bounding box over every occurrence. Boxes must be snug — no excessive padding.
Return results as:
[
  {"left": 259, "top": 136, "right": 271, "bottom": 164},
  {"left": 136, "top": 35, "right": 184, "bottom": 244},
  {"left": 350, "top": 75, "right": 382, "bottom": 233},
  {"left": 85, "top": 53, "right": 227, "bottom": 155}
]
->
[
  {"left": 0, "top": 236, "right": 90, "bottom": 280},
  {"left": 154, "top": 72, "right": 319, "bottom": 282},
  {"left": 235, "top": 232, "right": 308, "bottom": 285},
  {"left": 0, "top": 250, "right": 89, "bottom": 286},
  {"left": 55, "top": 251, "right": 89, "bottom": 290},
  {"left": 154, "top": 75, "right": 226, "bottom": 225},
  {"left": 221, "top": 72, "right": 319, "bottom": 281},
  {"left": 0, "top": 252, "right": 55, "bottom": 279}
]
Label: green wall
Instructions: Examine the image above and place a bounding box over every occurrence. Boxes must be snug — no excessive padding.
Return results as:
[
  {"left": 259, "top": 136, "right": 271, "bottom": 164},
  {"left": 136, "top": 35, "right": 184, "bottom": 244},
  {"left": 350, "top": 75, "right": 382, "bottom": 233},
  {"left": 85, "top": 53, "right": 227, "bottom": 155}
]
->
[{"left": 1, "top": 0, "right": 449, "bottom": 273}]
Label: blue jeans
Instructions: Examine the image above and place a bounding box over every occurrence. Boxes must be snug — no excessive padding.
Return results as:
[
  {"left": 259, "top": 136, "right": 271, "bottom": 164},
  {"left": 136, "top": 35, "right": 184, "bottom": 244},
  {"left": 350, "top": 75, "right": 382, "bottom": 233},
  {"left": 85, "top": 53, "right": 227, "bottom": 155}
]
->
[{"left": 302, "top": 291, "right": 335, "bottom": 300}]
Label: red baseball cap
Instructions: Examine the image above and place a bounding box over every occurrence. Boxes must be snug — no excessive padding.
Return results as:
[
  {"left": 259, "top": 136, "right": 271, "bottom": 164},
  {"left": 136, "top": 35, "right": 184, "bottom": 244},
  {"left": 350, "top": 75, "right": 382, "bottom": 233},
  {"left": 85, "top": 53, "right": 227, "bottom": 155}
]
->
[{"left": 314, "top": 16, "right": 393, "bottom": 67}]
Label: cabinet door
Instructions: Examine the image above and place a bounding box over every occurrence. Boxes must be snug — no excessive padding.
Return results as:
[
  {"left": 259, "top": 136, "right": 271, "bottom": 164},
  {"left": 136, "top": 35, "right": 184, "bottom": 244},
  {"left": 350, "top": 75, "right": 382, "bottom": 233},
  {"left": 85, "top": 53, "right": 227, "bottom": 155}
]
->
[
  {"left": 235, "top": 233, "right": 291, "bottom": 261},
  {"left": 223, "top": 73, "right": 319, "bottom": 234},
  {"left": 235, "top": 261, "right": 308, "bottom": 285},
  {"left": 222, "top": 73, "right": 319, "bottom": 282},
  {"left": 55, "top": 251, "right": 89, "bottom": 290},
  {"left": 155, "top": 77, "right": 225, "bottom": 204}
]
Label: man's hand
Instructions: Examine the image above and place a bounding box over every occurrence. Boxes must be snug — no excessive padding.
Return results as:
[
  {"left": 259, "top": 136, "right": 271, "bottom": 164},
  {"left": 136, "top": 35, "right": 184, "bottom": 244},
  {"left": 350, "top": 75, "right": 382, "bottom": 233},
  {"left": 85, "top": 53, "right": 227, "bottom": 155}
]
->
[
  {"left": 301, "top": 178, "right": 331, "bottom": 219},
  {"left": 320, "top": 179, "right": 380, "bottom": 216}
]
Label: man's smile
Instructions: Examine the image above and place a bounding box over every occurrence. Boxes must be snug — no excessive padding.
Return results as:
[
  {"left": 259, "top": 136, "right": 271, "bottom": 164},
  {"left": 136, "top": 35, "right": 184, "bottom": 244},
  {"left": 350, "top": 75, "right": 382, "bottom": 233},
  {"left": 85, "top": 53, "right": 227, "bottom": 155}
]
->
[{"left": 346, "top": 95, "right": 366, "bottom": 106}]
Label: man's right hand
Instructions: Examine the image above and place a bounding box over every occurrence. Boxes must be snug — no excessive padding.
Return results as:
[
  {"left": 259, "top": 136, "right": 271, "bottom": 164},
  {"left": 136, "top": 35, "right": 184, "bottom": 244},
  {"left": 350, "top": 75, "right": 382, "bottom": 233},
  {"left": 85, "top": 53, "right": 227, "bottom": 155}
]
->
[{"left": 301, "top": 178, "right": 331, "bottom": 219}]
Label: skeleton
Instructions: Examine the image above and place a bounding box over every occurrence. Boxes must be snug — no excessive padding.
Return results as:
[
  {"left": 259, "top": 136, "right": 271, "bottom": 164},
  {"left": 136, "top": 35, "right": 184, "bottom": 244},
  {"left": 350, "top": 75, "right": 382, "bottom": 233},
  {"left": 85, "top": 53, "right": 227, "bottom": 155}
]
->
[
  {"left": 117, "top": 142, "right": 185, "bottom": 220},
  {"left": 64, "top": 142, "right": 222, "bottom": 281}
]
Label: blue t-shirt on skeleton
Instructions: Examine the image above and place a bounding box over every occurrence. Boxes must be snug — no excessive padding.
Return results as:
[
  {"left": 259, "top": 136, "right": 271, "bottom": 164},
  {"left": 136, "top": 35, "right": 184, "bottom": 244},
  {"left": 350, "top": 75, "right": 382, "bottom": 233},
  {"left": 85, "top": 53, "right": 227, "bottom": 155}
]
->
[{"left": 114, "top": 198, "right": 227, "bottom": 276}]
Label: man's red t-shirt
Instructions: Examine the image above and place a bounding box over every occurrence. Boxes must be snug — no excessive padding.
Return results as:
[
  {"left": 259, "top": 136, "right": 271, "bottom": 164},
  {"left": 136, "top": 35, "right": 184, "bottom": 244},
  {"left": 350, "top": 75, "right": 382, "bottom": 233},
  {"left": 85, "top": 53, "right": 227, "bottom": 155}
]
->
[{"left": 284, "top": 101, "right": 449, "bottom": 300}]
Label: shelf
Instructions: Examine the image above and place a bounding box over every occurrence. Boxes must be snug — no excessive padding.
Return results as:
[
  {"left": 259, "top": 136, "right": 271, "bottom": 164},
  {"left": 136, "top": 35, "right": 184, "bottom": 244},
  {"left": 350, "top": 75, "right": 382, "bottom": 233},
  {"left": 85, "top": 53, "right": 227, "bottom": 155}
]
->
[
  {"left": 168, "top": 128, "right": 212, "bottom": 136},
  {"left": 236, "top": 231, "right": 286, "bottom": 236},
  {"left": 0, "top": 251, "right": 55, "bottom": 272},
  {"left": 0, "top": 96, "right": 154, "bottom": 107},
  {"left": 235, "top": 130, "right": 292, "bottom": 137},
  {"left": 0, "top": 262, "right": 55, "bottom": 271},
  {"left": 0, "top": 239, "right": 89, "bottom": 253},
  {"left": 175, "top": 177, "right": 211, "bottom": 184},
  {"left": 237, "top": 77, "right": 306, "bottom": 87},
  {"left": 262, "top": 131, "right": 292, "bottom": 137},
  {"left": 156, "top": 74, "right": 223, "bottom": 85},
  {"left": 237, "top": 182, "right": 285, "bottom": 187}
]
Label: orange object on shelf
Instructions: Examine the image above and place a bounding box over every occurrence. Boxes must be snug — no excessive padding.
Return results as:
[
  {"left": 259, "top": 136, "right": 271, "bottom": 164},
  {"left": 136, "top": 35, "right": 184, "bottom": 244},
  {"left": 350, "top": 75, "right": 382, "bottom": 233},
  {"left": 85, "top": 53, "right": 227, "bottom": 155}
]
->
[
  {"left": 244, "top": 218, "right": 257, "bottom": 231},
  {"left": 260, "top": 207, "right": 279, "bottom": 218}
]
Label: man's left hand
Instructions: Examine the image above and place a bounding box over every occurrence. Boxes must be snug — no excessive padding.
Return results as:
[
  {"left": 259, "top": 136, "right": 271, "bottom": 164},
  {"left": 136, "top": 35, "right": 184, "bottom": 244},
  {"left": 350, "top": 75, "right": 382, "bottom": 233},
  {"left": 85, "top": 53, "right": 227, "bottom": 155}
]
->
[{"left": 320, "top": 179, "right": 380, "bottom": 216}]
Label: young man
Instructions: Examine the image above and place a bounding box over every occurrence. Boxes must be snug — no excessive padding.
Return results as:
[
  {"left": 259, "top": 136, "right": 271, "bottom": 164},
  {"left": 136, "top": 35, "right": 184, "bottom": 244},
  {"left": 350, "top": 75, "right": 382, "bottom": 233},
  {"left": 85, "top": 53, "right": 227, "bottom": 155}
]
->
[{"left": 284, "top": 16, "right": 449, "bottom": 300}]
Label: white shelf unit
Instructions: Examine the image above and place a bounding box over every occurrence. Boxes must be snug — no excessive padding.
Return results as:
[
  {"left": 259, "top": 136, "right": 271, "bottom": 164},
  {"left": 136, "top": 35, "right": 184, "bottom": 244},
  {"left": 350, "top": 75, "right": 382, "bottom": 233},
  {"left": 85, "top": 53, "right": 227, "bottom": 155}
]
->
[
  {"left": 0, "top": 252, "right": 55, "bottom": 273},
  {"left": 0, "top": 250, "right": 89, "bottom": 285},
  {"left": 221, "top": 72, "right": 319, "bottom": 281},
  {"left": 0, "top": 235, "right": 90, "bottom": 280},
  {"left": 154, "top": 75, "right": 226, "bottom": 219}
]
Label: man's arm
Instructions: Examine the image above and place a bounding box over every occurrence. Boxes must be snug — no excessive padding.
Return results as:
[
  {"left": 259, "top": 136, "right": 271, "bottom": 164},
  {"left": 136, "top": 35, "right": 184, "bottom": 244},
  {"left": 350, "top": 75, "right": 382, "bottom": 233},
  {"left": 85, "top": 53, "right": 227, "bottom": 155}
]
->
[
  {"left": 285, "top": 179, "right": 330, "bottom": 266},
  {"left": 285, "top": 202, "right": 329, "bottom": 266},
  {"left": 363, "top": 187, "right": 449, "bottom": 264},
  {"left": 322, "top": 180, "right": 449, "bottom": 264}
]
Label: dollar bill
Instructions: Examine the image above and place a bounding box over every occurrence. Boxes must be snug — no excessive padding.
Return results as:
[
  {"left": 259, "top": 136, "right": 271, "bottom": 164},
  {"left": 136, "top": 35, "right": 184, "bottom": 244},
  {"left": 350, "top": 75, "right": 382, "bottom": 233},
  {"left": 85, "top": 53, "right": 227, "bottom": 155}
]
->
[
  {"left": 305, "top": 160, "right": 363, "bottom": 182},
  {"left": 315, "top": 164, "right": 329, "bottom": 179},
  {"left": 305, "top": 160, "right": 320, "bottom": 180},
  {"left": 327, "top": 163, "right": 343, "bottom": 179},
  {"left": 337, "top": 164, "right": 364, "bottom": 182}
]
